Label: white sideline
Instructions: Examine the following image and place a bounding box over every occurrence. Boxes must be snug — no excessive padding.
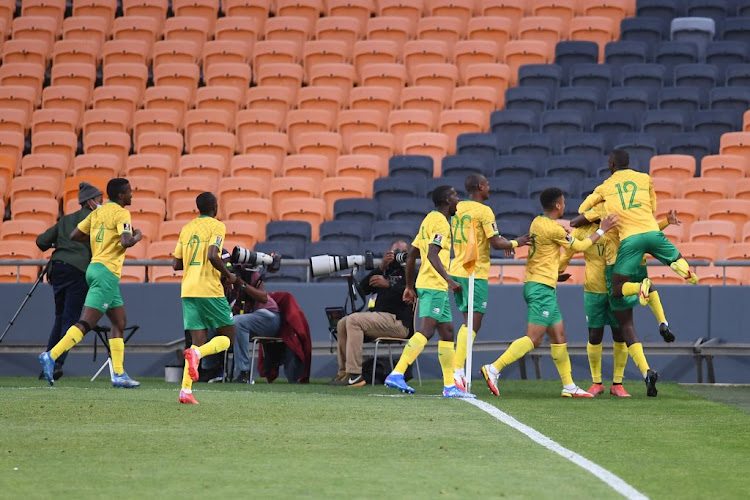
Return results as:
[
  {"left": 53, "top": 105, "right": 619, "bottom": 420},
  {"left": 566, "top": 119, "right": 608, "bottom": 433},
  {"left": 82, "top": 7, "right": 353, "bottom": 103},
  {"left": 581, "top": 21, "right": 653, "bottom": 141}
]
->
[{"left": 463, "top": 398, "right": 649, "bottom": 500}]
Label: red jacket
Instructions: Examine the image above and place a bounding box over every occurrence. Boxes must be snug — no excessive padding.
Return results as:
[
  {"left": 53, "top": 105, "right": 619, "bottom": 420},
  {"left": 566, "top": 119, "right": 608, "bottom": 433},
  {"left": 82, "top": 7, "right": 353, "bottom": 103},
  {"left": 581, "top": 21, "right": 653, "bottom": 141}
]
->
[{"left": 258, "top": 291, "right": 312, "bottom": 383}]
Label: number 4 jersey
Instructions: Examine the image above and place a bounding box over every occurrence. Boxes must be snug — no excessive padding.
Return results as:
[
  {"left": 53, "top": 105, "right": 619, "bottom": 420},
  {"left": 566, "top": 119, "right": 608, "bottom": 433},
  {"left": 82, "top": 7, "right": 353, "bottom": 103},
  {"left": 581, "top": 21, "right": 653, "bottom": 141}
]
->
[
  {"left": 579, "top": 168, "right": 659, "bottom": 241},
  {"left": 77, "top": 201, "right": 132, "bottom": 278},
  {"left": 174, "top": 216, "right": 227, "bottom": 298}
]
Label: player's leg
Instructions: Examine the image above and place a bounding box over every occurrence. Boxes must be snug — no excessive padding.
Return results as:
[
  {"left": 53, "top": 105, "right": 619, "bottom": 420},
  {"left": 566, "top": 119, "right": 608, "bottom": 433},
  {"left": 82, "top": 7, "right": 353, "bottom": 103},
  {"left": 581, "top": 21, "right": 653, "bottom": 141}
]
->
[
  {"left": 584, "top": 292, "right": 607, "bottom": 395},
  {"left": 453, "top": 278, "right": 487, "bottom": 389},
  {"left": 612, "top": 235, "right": 652, "bottom": 305},
  {"left": 637, "top": 264, "right": 676, "bottom": 342},
  {"left": 613, "top": 308, "right": 658, "bottom": 397},
  {"left": 609, "top": 326, "right": 631, "bottom": 397},
  {"left": 438, "top": 319, "right": 476, "bottom": 398},
  {"left": 106, "top": 303, "right": 140, "bottom": 388},
  {"left": 648, "top": 233, "right": 698, "bottom": 284},
  {"left": 547, "top": 321, "right": 593, "bottom": 398}
]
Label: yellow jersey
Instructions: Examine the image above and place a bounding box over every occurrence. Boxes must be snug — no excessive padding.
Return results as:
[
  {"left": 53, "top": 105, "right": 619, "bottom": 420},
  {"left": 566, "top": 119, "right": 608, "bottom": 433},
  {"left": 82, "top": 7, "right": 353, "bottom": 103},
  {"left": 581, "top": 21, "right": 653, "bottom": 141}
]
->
[
  {"left": 579, "top": 168, "right": 659, "bottom": 241},
  {"left": 413, "top": 211, "right": 452, "bottom": 291},
  {"left": 174, "top": 216, "right": 226, "bottom": 298},
  {"left": 77, "top": 202, "right": 132, "bottom": 278},
  {"left": 559, "top": 223, "right": 607, "bottom": 294},
  {"left": 449, "top": 200, "right": 499, "bottom": 280},
  {"left": 526, "top": 215, "right": 595, "bottom": 288}
]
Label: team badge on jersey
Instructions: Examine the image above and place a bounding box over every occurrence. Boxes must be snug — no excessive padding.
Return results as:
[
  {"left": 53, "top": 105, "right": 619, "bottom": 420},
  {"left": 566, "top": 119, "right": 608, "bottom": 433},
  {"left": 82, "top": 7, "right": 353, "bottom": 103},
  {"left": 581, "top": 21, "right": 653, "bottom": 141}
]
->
[
  {"left": 215, "top": 236, "right": 223, "bottom": 247},
  {"left": 123, "top": 223, "right": 131, "bottom": 232},
  {"left": 432, "top": 234, "right": 443, "bottom": 244},
  {"left": 491, "top": 222, "right": 498, "bottom": 234}
]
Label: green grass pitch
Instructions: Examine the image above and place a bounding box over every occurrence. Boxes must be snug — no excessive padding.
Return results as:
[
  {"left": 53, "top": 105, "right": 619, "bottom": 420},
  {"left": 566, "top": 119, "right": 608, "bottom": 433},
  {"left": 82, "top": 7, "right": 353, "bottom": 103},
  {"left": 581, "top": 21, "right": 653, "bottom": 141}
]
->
[{"left": 1, "top": 378, "right": 749, "bottom": 499}]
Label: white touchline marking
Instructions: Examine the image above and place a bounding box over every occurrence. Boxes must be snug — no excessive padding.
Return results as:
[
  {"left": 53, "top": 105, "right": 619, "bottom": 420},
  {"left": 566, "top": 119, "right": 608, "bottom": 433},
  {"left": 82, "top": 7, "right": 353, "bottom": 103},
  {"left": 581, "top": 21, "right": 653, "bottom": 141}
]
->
[{"left": 463, "top": 398, "right": 649, "bottom": 500}]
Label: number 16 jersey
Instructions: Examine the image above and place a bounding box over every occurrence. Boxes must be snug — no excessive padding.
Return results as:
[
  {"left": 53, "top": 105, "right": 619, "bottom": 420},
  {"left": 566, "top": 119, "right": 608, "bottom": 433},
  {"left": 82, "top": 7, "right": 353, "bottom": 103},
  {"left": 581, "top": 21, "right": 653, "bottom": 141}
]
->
[{"left": 174, "top": 216, "right": 226, "bottom": 298}]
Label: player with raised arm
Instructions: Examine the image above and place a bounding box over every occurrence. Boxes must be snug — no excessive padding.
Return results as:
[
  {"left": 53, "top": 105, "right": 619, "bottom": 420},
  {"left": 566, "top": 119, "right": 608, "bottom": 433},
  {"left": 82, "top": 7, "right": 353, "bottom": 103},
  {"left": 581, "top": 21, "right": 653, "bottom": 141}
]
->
[
  {"left": 480, "top": 188, "right": 617, "bottom": 398},
  {"left": 383, "top": 185, "right": 475, "bottom": 398},
  {"left": 39, "top": 178, "right": 143, "bottom": 387},
  {"left": 449, "top": 174, "right": 533, "bottom": 390},
  {"left": 173, "top": 192, "right": 237, "bottom": 405}
]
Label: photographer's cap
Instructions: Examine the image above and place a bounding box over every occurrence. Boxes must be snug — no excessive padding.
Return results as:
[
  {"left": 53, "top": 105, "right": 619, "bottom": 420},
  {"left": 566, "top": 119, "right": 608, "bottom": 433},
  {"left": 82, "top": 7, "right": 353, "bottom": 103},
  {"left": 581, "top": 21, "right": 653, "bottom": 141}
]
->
[{"left": 78, "top": 182, "right": 102, "bottom": 204}]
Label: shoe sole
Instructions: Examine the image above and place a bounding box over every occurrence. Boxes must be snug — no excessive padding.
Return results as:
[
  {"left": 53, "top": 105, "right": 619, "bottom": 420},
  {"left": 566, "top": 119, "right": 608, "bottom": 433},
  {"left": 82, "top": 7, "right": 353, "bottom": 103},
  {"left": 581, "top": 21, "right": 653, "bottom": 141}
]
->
[
  {"left": 346, "top": 381, "right": 366, "bottom": 387},
  {"left": 646, "top": 370, "right": 658, "bottom": 397},
  {"left": 481, "top": 366, "right": 499, "bottom": 396},
  {"left": 610, "top": 390, "right": 631, "bottom": 397}
]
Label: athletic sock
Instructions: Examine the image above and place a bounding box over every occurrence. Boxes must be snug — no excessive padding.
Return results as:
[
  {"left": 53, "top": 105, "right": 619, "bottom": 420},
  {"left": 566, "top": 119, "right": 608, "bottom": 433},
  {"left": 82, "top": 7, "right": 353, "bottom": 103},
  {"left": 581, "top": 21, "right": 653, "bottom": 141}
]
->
[
  {"left": 613, "top": 342, "right": 628, "bottom": 383},
  {"left": 453, "top": 325, "right": 476, "bottom": 371},
  {"left": 181, "top": 363, "right": 192, "bottom": 392},
  {"left": 438, "top": 341, "right": 456, "bottom": 387},
  {"left": 109, "top": 338, "right": 124, "bottom": 375},
  {"left": 648, "top": 290, "right": 667, "bottom": 325},
  {"left": 551, "top": 343, "right": 574, "bottom": 387},
  {"left": 197, "top": 336, "right": 230, "bottom": 358},
  {"left": 628, "top": 342, "right": 650, "bottom": 377},
  {"left": 587, "top": 342, "right": 603, "bottom": 384},
  {"left": 622, "top": 282, "right": 641, "bottom": 297},
  {"left": 50, "top": 325, "right": 84, "bottom": 361},
  {"left": 394, "top": 332, "right": 428, "bottom": 374},
  {"left": 491, "top": 336, "right": 535, "bottom": 373}
]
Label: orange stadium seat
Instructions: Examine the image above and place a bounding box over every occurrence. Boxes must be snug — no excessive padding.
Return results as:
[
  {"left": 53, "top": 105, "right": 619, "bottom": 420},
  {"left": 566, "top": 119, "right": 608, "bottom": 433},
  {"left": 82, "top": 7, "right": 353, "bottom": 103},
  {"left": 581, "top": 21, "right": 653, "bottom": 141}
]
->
[
  {"left": 464, "top": 63, "right": 511, "bottom": 108},
  {"left": 255, "top": 63, "right": 305, "bottom": 99},
  {"left": 0, "top": 63, "right": 45, "bottom": 104},
  {"left": 581, "top": 0, "right": 628, "bottom": 38},
  {"left": 92, "top": 85, "right": 139, "bottom": 125},
  {"left": 282, "top": 154, "right": 331, "bottom": 184},
  {"left": 439, "top": 109, "right": 485, "bottom": 155},
  {"left": 270, "top": 176, "right": 319, "bottom": 216},
  {"left": 377, "top": 0, "right": 421, "bottom": 30},
  {"left": 21, "top": 154, "right": 68, "bottom": 187},
  {"left": 9, "top": 175, "right": 58, "bottom": 202},
  {"left": 102, "top": 63, "right": 149, "bottom": 103},
  {"left": 241, "top": 132, "right": 292, "bottom": 166},
  {"left": 679, "top": 242, "right": 720, "bottom": 263},
  {"left": 403, "top": 132, "right": 449, "bottom": 176},
  {"left": 128, "top": 175, "right": 165, "bottom": 200},
  {"left": 246, "top": 86, "right": 294, "bottom": 117},
  {"left": 720, "top": 133, "right": 750, "bottom": 163},
  {"left": 366, "top": 17, "right": 414, "bottom": 47},
  {"left": 167, "top": 177, "right": 217, "bottom": 220},
  {"left": 0, "top": 241, "right": 42, "bottom": 283},
  {"left": 120, "top": 264, "right": 146, "bottom": 284},
  {"left": 296, "top": 86, "right": 344, "bottom": 121},
  {"left": 214, "top": 16, "right": 262, "bottom": 49},
  {"left": 682, "top": 177, "right": 731, "bottom": 203},
  {"left": 504, "top": 41, "right": 548, "bottom": 86},
  {"left": 142, "top": 86, "right": 191, "bottom": 125},
  {"left": 411, "top": 64, "right": 460, "bottom": 101},
  {"left": 61, "top": 176, "right": 108, "bottom": 211},
  {"left": 452, "top": 86, "right": 498, "bottom": 123},
  {"left": 349, "top": 132, "right": 396, "bottom": 175},
  {"left": 111, "top": 16, "right": 160, "bottom": 56},
  {"left": 52, "top": 40, "right": 97, "bottom": 67},
  {"left": 2, "top": 109, "right": 29, "bottom": 136},
  {"left": 652, "top": 177, "right": 679, "bottom": 199},
  {"left": 496, "top": 265, "right": 527, "bottom": 284},
  {"left": 178, "top": 153, "right": 226, "bottom": 185},
  {"left": 701, "top": 155, "right": 747, "bottom": 180},
  {"left": 429, "top": 0, "right": 474, "bottom": 25},
  {"left": 296, "top": 132, "right": 343, "bottom": 168},
  {"left": 519, "top": 17, "right": 565, "bottom": 60},
  {"left": 467, "top": 17, "right": 513, "bottom": 58},
  {"left": 403, "top": 40, "right": 449, "bottom": 80},
  {"left": 349, "top": 86, "right": 397, "bottom": 120},
  {"left": 277, "top": 198, "right": 326, "bottom": 240},
  {"left": 650, "top": 155, "right": 696, "bottom": 179},
  {"left": 328, "top": 0, "right": 372, "bottom": 28},
  {"left": 196, "top": 86, "right": 242, "bottom": 119},
  {"left": 654, "top": 199, "right": 702, "bottom": 227},
  {"left": 136, "top": 132, "right": 184, "bottom": 169},
  {"left": 454, "top": 41, "right": 500, "bottom": 81},
  {"left": 276, "top": 0, "right": 322, "bottom": 27},
  {"left": 170, "top": 198, "right": 202, "bottom": 220},
  {"left": 50, "top": 63, "right": 97, "bottom": 101},
  {"left": 532, "top": 0, "right": 576, "bottom": 27},
  {"left": 733, "top": 179, "right": 750, "bottom": 200},
  {"left": 335, "top": 154, "right": 382, "bottom": 185},
  {"left": 223, "top": 198, "right": 273, "bottom": 239},
  {"left": 388, "top": 109, "right": 434, "bottom": 153},
  {"left": 338, "top": 110, "right": 385, "bottom": 154},
  {"left": 204, "top": 62, "right": 253, "bottom": 104},
  {"left": 122, "top": 0, "right": 168, "bottom": 31},
  {"left": 303, "top": 40, "right": 349, "bottom": 79},
  {"left": 73, "top": 0, "right": 117, "bottom": 30},
  {"left": 218, "top": 174, "right": 269, "bottom": 202},
  {"left": 287, "top": 109, "right": 335, "bottom": 149},
  {"left": 0, "top": 86, "right": 36, "bottom": 124},
  {"left": 0, "top": 219, "right": 48, "bottom": 242},
  {"left": 158, "top": 220, "right": 185, "bottom": 242},
  {"left": 649, "top": 266, "right": 688, "bottom": 285},
  {"left": 308, "top": 64, "right": 358, "bottom": 102},
  {"left": 13, "top": 16, "right": 57, "bottom": 50},
  {"left": 353, "top": 40, "right": 400, "bottom": 77},
  {"left": 146, "top": 240, "right": 179, "bottom": 281},
  {"left": 202, "top": 40, "right": 250, "bottom": 70},
  {"left": 72, "top": 153, "right": 121, "bottom": 179},
  {"left": 417, "top": 16, "right": 464, "bottom": 47},
  {"left": 569, "top": 17, "right": 616, "bottom": 60},
  {"left": 11, "top": 198, "right": 60, "bottom": 226},
  {"left": 31, "top": 131, "right": 77, "bottom": 172},
  {"left": 264, "top": 16, "right": 312, "bottom": 50},
  {"left": 662, "top": 223, "right": 684, "bottom": 244},
  {"left": 125, "top": 154, "right": 174, "bottom": 188},
  {"left": 3, "top": 39, "right": 48, "bottom": 67},
  {"left": 0, "top": 2, "right": 11, "bottom": 28},
  {"left": 320, "top": 176, "right": 371, "bottom": 219},
  {"left": 83, "top": 108, "right": 130, "bottom": 137},
  {"left": 124, "top": 239, "right": 148, "bottom": 260},
  {"left": 725, "top": 243, "right": 750, "bottom": 261},
  {"left": 230, "top": 154, "right": 279, "bottom": 184},
  {"left": 152, "top": 40, "right": 201, "bottom": 67},
  {"left": 0, "top": 154, "right": 14, "bottom": 193},
  {"left": 83, "top": 131, "right": 131, "bottom": 172},
  {"left": 235, "top": 109, "right": 282, "bottom": 140},
  {"left": 184, "top": 109, "right": 233, "bottom": 148},
  {"left": 315, "top": 16, "right": 362, "bottom": 54},
  {"left": 152, "top": 63, "right": 200, "bottom": 106},
  {"left": 700, "top": 266, "right": 746, "bottom": 286},
  {"left": 0, "top": 130, "right": 25, "bottom": 168},
  {"left": 132, "top": 109, "right": 180, "bottom": 149},
  {"left": 189, "top": 132, "right": 236, "bottom": 172},
  {"left": 22, "top": 0, "right": 65, "bottom": 22},
  {"left": 690, "top": 220, "right": 736, "bottom": 246},
  {"left": 60, "top": 15, "right": 107, "bottom": 54},
  {"left": 707, "top": 200, "right": 750, "bottom": 232},
  {"left": 481, "top": 0, "right": 525, "bottom": 26},
  {"left": 172, "top": 0, "right": 219, "bottom": 35},
  {"left": 102, "top": 40, "right": 149, "bottom": 67},
  {"left": 224, "top": 220, "right": 259, "bottom": 250}
]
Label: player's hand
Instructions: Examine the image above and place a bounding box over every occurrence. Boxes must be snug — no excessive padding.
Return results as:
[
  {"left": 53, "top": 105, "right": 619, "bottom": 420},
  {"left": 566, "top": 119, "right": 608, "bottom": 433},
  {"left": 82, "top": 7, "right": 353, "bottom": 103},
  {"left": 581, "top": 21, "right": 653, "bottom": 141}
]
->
[
  {"left": 448, "top": 278, "right": 463, "bottom": 294},
  {"left": 599, "top": 214, "right": 619, "bottom": 232},
  {"left": 133, "top": 228, "right": 142, "bottom": 240},
  {"left": 517, "top": 233, "right": 534, "bottom": 246},
  {"left": 381, "top": 251, "right": 394, "bottom": 270},
  {"left": 504, "top": 248, "right": 514, "bottom": 258},
  {"left": 226, "top": 273, "right": 238, "bottom": 285},
  {"left": 403, "top": 287, "right": 416, "bottom": 304},
  {"left": 558, "top": 272, "right": 571, "bottom": 282},
  {"left": 369, "top": 275, "right": 389, "bottom": 288},
  {"left": 667, "top": 210, "right": 681, "bottom": 226}
]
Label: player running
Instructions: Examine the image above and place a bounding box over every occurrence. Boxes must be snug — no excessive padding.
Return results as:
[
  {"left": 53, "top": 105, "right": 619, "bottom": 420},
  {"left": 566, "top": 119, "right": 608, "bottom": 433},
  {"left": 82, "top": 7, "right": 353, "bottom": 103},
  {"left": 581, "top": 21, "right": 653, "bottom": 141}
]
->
[
  {"left": 449, "top": 174, "right": 533, "bottom": 391},
  {"left": 561, "top": 206, "right": 680, "bottom": 397},
  {"left": 384, "top": 185, "right": 475, "bottom": 398},
  {"left": 480, "top": 187, "right": 617, "bottom": 398},
  {"left": 39, "top": 178, "right": 143, "bottom": 387},
  {"left": 173, "top": 192, "right": 237, "bottom": 405}
]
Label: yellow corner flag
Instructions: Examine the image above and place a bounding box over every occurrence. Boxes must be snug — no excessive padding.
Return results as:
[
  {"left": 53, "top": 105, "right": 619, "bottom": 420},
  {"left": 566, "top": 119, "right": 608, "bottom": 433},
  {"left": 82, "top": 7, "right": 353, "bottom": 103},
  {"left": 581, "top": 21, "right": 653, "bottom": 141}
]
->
[{"left": 463, "top": 218, "right": 478, "bottom": 274}]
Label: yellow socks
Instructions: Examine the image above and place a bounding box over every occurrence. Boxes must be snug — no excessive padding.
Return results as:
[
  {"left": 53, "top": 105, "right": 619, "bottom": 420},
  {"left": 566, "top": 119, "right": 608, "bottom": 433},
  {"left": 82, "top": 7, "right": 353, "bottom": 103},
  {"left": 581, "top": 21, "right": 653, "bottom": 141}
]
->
[
  {"left": 622, "top": 282, "right": 641, "bottom": 297},
  {"left": 491, "top": 336, "right": 535, "bottom": 373},
  {"left": 181, "top": 363, "right": 193, "bottom": 392},
  {"left": 648, "top": 290, "right": 667, "bottom": 325},
  {"left": 438, "top": 341, "right": 456, "bottom": 386},
  {"left": 394, "top": 332, "right": 428, "bottom": 374},
  {"left": 110, "top": 338, "right": 124, "bottom": 374},
  {"left": 628, "top": 343, "right": 650, "bottom": 377},
  {"left": 551, "top": 343, "right": 574, "bottom": 386},
  {"left": 587, "top": 342, "right": 603, "bottom": 384},
  {"left": 197, "top": 336, "right": 230, "bottom": 357},
  {"left": 613, "top": 342, "right": 628, "bottom": 383},
  {"left": 50, "top": 325, "right": 84, "bottom": 360},
  {"left": 453, "top": 325, "right": 476, "bottom": 371}
]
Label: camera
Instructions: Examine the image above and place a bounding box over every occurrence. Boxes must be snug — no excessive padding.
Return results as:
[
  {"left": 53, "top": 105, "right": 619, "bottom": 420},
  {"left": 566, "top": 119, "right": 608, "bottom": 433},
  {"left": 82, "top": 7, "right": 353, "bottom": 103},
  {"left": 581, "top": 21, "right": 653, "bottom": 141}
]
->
[
  {"left": 393, "top": 249, "right": 408, "bottom": 266},
  {"left": 231, "top": 246, "right": 282, "bottom": 273},
  {"left": 309, "top": 251, "right": 374, "bottom": 278}
]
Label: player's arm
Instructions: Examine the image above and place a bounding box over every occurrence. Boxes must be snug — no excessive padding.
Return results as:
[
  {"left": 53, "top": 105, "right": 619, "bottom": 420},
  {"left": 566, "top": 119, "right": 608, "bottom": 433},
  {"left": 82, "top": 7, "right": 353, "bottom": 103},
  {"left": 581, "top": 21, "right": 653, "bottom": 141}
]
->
[
  {"left": 208, "top": 245, "right": 236, "bottom": 284},
  {"left": 578, "top": 189, "right": 604, "bottom": 213},
  {"left": 116, "top": 214, "right": 141, "bottom": 248},
  {"left": 402, "top": 246, "right": 420, "bottom": 303},
  {"left": 172, "top": 235, "right": 183, "bottom": 270},
  {"left": 658, "top": 210, "right": 680, "bottom": 231},
  {"left": 489, "top": 233, "right": 533, "bottom": 250},
  {"left": 570, "top": 208, "right": 601, "bottom": 228},
  {"left": 71, "top": 213, "right": 92, "bottom": 242},
  {"left": 556, "top": 215, "right": 618, "bottom": 251},
  {"left": 427, "top": 242, "right": 461, "bottom": 293}
]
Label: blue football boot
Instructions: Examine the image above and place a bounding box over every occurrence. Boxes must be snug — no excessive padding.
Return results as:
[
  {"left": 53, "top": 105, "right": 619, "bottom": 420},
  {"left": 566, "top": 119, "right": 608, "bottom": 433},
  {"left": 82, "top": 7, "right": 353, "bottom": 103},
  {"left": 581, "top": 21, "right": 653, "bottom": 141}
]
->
[
  {"left": 111, "top": 372, "right": 141, "bottom": 388},
  {"left": 39, "top": 352, "right": 54, "bottom": 386},
  {"left": 384, "top": 373, "right": 415, "bottom": 394}
]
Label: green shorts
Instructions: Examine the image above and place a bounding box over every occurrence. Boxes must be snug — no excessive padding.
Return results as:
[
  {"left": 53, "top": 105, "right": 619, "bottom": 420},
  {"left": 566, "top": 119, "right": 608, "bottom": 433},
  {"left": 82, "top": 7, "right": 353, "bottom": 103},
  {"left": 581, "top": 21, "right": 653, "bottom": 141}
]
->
[
  {"left": 584, "top": 292, "right": 619, "bottom": 329},
  {"left": 182, "top": 297, "right": 234, "bottom": 331},
  {"left": 605, "top": 265, "right": 648, "bottom": 311},
  {"left": 84, "top": 263, "right": 123, "bottom": 313},
  {"left": 451, "top": 276, "right": 488, "bottom": 314},
  {"left": 614, "top": 231, "right": 680, "bottom": 277},
  {"left": 524, "top": 282, "right": 562, "bottom": 327},
  {"left": 417, "top": 288, "right": 452, "bottom": 323}
]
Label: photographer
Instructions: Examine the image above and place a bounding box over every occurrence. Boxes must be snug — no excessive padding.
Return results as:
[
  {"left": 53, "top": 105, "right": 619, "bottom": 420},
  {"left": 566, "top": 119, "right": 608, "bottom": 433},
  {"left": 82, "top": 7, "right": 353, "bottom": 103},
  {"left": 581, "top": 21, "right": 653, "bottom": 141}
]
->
[
  {"left": 230, "top": 265, "right": 282, "bottom": 383},
  {"left": 332, "top": 240, "right": 413, "bottom": 387}
]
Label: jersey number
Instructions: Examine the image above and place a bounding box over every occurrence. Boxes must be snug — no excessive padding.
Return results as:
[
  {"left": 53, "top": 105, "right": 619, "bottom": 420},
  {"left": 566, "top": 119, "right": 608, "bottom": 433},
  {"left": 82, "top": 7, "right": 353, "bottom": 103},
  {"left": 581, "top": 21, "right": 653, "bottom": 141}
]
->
[
  {"left": 187, "top": 235, "right": 201, "bottom": 266},
  {"left": 615, "top": 181, "right": 642, "bottom": 210},
  {"left": 95, "top": 223, "right": 105, "bottom": 247},
  {"left": 452, "top": 215, "right": 472, "bottom": 243}
]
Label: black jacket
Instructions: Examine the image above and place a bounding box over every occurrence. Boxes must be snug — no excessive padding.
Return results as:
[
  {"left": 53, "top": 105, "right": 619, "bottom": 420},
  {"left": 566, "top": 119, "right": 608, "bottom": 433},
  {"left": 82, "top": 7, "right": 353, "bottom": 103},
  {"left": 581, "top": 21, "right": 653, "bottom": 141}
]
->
[{"left": 358, "top": 264, "right": 414, "bottom": 333}]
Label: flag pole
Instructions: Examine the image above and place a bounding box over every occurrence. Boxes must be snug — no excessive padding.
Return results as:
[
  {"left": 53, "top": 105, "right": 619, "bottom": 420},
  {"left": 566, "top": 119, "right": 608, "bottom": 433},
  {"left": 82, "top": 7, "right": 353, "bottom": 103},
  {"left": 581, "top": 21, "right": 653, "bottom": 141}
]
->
[{"left": 465, "top": 271, "right": 475, "bottom": 393}]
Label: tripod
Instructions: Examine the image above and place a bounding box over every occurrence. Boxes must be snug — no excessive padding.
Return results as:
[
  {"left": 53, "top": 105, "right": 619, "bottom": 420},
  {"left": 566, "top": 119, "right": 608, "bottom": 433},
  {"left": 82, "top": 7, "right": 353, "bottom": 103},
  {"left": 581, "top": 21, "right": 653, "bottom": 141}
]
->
[
  {"left": 0, "top": 262, "right": 51, "bottom": 344},
  {"left": 90, "top": 324, "right": 140, "bottom": 382}
]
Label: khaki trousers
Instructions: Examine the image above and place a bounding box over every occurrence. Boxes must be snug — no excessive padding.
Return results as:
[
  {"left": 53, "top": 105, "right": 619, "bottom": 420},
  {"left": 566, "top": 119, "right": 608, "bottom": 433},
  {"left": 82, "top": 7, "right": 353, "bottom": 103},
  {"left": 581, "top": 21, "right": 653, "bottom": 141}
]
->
[{"left": 336, "top": 312, "right": 409, "bottom": 375}]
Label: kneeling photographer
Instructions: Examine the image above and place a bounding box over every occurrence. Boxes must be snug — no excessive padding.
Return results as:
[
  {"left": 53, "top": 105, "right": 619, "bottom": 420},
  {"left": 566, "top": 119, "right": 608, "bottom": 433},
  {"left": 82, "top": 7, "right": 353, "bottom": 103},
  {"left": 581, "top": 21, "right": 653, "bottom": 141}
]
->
[{"left": 332, "top": 240, "right": 414, "bottom": 387}]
